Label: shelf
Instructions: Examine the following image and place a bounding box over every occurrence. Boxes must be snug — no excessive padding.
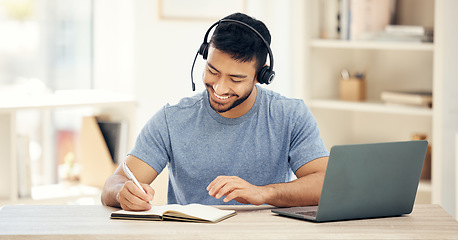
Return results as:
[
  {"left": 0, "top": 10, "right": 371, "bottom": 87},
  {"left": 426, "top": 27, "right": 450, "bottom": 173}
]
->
[
  {"left": 309, "top": 99, "right": 433, "bottom": 116},
  {"left": 310, "top": 39, "right": 434, "bottom": 51},
  {"left": 0, "top": 89, "right": 136, "bottom": 112},
  {"left": 301, "top": 0, "right": 458, "bottom": 216},
  {"left": 0, "top": 183, "right": 101, "bottom": 205},
  {"left": 31, "top": 183, "right": 101, "bottom": 200}
]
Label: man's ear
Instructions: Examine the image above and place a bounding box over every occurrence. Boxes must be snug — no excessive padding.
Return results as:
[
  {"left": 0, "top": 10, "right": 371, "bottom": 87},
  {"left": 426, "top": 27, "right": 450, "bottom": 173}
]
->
[
  {"left": 253, "top": 73, "right": 260, "bottom": 84},
  {"left": 254, "top": 64, "right": 268, "bottom": 84}
]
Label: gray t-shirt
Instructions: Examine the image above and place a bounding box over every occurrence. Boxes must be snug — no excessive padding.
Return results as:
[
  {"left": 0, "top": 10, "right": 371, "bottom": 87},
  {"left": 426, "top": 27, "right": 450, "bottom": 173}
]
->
[{"left": 129, "top": 86, "right": 329, "bottom": 205}]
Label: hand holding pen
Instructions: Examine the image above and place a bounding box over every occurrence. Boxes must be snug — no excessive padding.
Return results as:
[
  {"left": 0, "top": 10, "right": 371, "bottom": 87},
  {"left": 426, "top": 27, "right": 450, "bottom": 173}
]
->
[{"left": 121, "top": 162, "right": 154, "bottom": 208}]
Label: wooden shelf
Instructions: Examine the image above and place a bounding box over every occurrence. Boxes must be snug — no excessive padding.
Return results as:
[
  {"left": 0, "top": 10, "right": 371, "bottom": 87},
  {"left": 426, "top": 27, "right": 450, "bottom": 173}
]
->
[
  {"left": 310, "top": 39, "right": 434, "bottom": 51},
  {"left": 0, "top": 184, "right": 101, "bottom": 205},
  {"left": 309, "top": 99, "right": 433, "bottom": 116},
  {"left": 0, "top": 89, "right": 136, "bottom": 112}
]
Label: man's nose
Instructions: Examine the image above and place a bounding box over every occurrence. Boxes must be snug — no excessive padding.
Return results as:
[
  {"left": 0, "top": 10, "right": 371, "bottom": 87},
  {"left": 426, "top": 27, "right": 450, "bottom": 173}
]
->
[{"left": 213, "top": 78, "right": 230, "bottom": 95}]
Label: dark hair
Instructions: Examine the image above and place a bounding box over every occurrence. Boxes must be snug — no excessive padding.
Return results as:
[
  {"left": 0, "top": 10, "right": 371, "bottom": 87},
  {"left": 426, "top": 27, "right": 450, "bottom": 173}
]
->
[{"left": 209, "top": 13, "right": 271, "bottom": 74}]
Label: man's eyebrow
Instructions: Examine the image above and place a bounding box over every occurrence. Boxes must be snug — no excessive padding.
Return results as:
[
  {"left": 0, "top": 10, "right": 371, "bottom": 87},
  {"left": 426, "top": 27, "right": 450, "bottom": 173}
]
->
[
  {"left": 207, "top": 63, "right": 248, "bottom": 79},
  {"left": 207, "top": 63, "right": 220, "bottom": 73}
]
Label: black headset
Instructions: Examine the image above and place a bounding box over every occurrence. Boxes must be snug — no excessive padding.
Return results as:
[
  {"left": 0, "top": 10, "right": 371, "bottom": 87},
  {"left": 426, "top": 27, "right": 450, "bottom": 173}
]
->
[{"left": 190, "top": 19, "right": 275, "bottom": 91}]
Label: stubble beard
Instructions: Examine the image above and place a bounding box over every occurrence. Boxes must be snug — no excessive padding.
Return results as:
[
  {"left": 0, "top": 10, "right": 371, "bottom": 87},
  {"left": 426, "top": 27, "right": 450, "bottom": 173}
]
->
[{"left": 207, "top": 85, "right": 254, "bottom": 114}]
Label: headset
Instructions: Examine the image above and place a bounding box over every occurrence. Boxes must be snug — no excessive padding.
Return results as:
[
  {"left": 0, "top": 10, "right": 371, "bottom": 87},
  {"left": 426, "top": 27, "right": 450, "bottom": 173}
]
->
[{"left": 190, "top": 19, "right": 275, "bottom": 91}]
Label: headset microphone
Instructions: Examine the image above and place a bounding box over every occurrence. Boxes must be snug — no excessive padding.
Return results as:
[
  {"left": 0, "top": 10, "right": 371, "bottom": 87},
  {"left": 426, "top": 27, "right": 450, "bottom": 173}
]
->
[
  {"left": 190, "top": 19, "right": 275, "bottom": 91},
  {"left": 190, "top": 51, "right": 198, "bottom": 91}
]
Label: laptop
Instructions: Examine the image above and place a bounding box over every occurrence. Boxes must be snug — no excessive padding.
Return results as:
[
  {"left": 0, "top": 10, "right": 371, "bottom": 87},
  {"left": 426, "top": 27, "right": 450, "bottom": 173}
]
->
[{"left": 272, "top": 140, "right": 428, "bottom": 222}]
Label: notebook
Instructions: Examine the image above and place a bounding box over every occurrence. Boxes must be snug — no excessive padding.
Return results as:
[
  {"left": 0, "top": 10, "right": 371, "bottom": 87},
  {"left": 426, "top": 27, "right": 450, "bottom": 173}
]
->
[
  {"left": 272, "top": 140, "right": 428, "bottom": 222},
  {"left": 111, "top": 203, "right": 236, "bottom": 223}
]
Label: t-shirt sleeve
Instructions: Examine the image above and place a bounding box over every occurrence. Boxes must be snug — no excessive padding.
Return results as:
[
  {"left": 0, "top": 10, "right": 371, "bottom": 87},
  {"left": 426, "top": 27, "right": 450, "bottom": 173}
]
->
[
  {"left": 288, "top": 100, "right": 329, "bottom": 173},
  {"left": 128, "top": 105, "right": 170, "bottom": 174}
]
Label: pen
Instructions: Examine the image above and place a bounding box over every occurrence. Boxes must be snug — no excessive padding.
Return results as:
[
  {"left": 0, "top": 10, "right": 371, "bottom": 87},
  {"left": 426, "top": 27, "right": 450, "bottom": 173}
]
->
[{"left": 122, "top": 162, "right": 153, "bottom": 205}]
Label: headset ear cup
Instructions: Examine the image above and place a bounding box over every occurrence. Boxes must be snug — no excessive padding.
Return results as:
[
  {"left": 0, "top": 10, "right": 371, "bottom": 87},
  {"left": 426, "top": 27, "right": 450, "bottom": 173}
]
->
[
  {"left": 257, "top": 66, "right": 275, "bottom": 85},
  {"left": 266, "top": 69, "right": 275, "bottom": 84},
  {"left": 198, "top": 43, "right": 209, "bottom": 60},
  {"left": 257, "top": 67, "right": 268, "bottom": 84}
]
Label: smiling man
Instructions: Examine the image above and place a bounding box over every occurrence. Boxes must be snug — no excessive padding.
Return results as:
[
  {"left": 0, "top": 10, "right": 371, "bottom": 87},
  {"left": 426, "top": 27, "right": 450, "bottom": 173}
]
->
[{"left": 101, "top": 13, "right": 329, "bottom": 211}]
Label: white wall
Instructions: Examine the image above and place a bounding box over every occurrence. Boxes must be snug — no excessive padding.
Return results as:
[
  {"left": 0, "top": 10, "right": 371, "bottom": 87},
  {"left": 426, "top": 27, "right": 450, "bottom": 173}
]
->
[
  {"left": 133, "top": 0, "right": 210, "bottom": 128},
  {"left": 93, "top": 0, "right": 135, "bottom": 95}
]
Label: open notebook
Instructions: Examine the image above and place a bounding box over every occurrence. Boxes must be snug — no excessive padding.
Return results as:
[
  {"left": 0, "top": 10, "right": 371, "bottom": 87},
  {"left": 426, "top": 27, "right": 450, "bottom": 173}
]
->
[{"left": 111, "top": 204, "right": 236, "bottom": 223}]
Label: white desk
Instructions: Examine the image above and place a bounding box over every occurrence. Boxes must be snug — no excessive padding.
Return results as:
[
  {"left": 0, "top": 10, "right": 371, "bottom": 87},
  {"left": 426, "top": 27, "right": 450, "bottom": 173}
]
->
[
  {"left": 0, "top": 90, "right": 136, "bottom": 204},
  {"left": 0, "top": 204, "right": 457, "bottom": 239}
]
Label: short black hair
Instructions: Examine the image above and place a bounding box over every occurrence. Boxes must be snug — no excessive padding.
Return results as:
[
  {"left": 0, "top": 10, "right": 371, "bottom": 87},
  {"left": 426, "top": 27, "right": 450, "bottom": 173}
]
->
[{"left": 209, "top": 13, "right": 271, "bottom": 74}]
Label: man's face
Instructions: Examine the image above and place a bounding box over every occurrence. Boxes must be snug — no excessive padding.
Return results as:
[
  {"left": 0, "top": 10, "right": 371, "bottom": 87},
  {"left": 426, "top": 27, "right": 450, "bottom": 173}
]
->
[{"left": 203, "top": 46, "right": 258, "bottom": 118}]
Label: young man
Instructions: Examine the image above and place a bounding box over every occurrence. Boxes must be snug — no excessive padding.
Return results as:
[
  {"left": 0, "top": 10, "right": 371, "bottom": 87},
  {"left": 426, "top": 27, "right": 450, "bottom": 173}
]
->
[{"left": 101, "top": 13, "right": 329, "bottom": 211}]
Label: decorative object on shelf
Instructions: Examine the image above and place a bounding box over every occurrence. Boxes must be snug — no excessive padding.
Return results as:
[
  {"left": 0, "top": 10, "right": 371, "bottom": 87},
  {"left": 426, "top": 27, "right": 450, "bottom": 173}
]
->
[
  {"left": 339, "top": 69, "right": 366, "bottom": 101},
  {"left": 412, "top": 134, "right": 431, "bottom": 180},
  {"left": 17, "top": 136, "right": 32, "bottom": 198},
  {"left": 79, "top": 116, "right": 119, "bottom": 189},
  {"left": 332, "top": 0, "right": 395, "bottom": 40},
  {"left": 379, "top": 25, "right": 434, "bottom": 43},
  {"left": 57, "top": 130, "right": 80, "bottom": 184},
  {"left": 347, "top": 0, "right": 393, "bottom": 41},
  {"left": 381, "top": 90, "right": 432, "bottom": 108},
  {"left": 97, "top": 119, "right": 128, "bottom": 164},
  {"left": 318, "top": 0, "right": 435, "bottom": 43},
  {"left": 318, "top": 0, "right": 340, "bottom": 39}
]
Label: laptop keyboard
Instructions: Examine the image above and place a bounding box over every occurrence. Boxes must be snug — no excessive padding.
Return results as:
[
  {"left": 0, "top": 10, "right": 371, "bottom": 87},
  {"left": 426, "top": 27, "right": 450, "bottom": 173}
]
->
[{"left": 295, "top": 211, "right": 317, "bottom": 217}]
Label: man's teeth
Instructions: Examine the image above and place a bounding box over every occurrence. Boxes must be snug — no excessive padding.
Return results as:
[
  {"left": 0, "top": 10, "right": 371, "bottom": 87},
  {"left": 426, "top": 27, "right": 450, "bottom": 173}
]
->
[{"left": 214, "top": 92, "right": 230, "bottom": 100}]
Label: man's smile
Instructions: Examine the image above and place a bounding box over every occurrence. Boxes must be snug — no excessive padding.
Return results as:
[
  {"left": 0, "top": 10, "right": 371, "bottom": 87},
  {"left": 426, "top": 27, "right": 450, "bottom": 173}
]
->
[
  {"left": 213, "top": 92, "right": 231, "bottom": 100},
  {"left": 213, "top": 92, "right": 230, "bottom": 100}
]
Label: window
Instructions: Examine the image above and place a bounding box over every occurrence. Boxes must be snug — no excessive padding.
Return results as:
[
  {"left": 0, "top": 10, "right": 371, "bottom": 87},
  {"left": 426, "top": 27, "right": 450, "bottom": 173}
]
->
[
  {"left": 1, "top": 0, "right": 93, "bottom": 190},
  {"left": 0, "top": 0, "right": 93, "bottom": 90}
]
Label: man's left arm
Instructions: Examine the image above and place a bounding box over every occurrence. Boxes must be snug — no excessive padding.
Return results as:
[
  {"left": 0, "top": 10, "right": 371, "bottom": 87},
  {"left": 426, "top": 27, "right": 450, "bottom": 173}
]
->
[{"left": 207, "top": 156, "right": 328, "bottom": 207}]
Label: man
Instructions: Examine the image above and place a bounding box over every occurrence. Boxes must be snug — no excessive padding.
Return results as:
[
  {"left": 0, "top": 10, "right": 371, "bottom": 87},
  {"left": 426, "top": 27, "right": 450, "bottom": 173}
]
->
[{"left": 101, "top": 13, "right": 329, "bottom": 211}]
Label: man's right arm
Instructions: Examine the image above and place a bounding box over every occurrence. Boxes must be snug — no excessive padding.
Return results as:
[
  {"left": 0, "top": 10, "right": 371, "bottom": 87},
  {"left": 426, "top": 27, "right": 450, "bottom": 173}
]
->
[{"left": 101, "top": 155, "right": 159, "bottom": 211}]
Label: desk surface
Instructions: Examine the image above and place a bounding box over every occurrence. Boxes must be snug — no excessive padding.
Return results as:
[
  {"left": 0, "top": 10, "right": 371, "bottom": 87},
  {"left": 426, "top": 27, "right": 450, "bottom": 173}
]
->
[{"left": 0, "top": 204, "right": 457, "bottom": 239}]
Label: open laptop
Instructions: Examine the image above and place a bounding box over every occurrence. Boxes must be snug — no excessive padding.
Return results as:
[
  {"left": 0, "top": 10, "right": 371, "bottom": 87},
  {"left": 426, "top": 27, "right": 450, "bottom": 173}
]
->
[{"left": 272, "top": 140, "right": 428, "bottom": 222}]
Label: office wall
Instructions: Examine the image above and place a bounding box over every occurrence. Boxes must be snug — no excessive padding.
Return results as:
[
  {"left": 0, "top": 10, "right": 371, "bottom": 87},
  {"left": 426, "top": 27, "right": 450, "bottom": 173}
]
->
[{"left": 93, "top": 0, "right": 135, "bottom": 95}]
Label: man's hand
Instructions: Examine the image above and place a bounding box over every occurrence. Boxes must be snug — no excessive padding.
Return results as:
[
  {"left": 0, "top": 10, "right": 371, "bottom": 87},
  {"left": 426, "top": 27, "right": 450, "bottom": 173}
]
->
[
  {"left": 206, "top": 176, "right": 270, "bottom": 205},
  {"left": 205, "top": 157, "right": 328, "bottom": 207},
  {"left": 116, "top": 181, "right": 155, "bottom": 211}
]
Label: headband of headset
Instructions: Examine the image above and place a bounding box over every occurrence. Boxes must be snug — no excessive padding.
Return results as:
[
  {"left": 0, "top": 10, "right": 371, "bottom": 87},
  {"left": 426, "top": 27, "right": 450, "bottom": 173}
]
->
[{"left": 190, "top": 18, "right": 275, "bottom": 91}]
